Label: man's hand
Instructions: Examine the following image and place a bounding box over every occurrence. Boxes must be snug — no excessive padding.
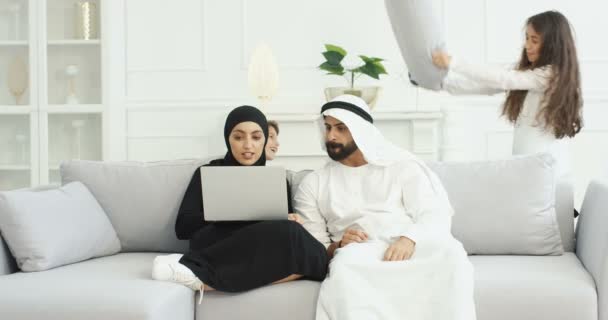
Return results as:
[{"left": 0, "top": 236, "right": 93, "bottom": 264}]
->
[
  {"left": 432, "top": 51, "right": 452, "bottom": 69},
  {"left": 287, "top": 213, "right": 304, "bottom": 225},
  {"left": 339, "top": 228, "right": 369, "bottom": 248},
  {"left": 383, "top": 237, "right": 416, "bottom": 261}
]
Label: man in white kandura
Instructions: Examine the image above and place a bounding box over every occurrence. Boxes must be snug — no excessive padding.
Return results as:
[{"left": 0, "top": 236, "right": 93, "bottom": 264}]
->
[{"left": 294, "top": 94, "right": 476, "bottom": 320}]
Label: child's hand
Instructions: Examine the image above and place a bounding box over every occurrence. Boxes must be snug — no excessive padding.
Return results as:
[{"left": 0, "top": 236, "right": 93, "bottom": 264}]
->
[{"left": 432, "top": 51, "right": 452, "bottom": 69}]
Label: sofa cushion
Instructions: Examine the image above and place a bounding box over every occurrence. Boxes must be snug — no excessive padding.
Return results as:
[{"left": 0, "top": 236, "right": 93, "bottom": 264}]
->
[
  {"left": 0, "top": 182, "right": 121, "bottom": 271},
  {"left": 0, "top": 253, "right": 194, "bottom": 320},
  {"left": 428, "top": 153, "right": 563, "bottom": 255},
  {"left": 197, "top": 253, "right": 595, "bottom": 320},
  {"left": 197, "top": 280, "right": 320, "bottom": 320},
  {"left": 471, "top": 253, "right": 596, "bottom": 320},
  {"left": 61, "top": 159, "right": 207, "bottom": 253},
  {"left": 290, "top": 154, "right": 565, "bottom": 255}
]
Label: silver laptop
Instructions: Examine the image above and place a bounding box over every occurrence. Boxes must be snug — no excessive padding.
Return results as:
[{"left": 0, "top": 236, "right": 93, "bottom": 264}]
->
[{"left": 200, "top": 166, "right": 289, "bottom": 221}]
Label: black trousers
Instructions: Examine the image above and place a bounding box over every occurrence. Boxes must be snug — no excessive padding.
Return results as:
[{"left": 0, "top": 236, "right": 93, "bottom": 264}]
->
[{"left": 179, "top": 220, "right": 328, "bottom": 293}]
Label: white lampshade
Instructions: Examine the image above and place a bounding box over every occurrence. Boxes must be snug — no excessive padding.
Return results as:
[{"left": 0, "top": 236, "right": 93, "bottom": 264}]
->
[{"left": 248, "top": 43, "right": 279, "bottom": 105}]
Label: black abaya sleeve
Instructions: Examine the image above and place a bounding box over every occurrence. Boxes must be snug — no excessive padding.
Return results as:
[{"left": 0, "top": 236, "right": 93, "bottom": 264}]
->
[
  {"left": 175, "top": 167, "right": 207, "bottom": 240},
  {"left": 287, "top": 180, "right": 294, "bottom": 213}
]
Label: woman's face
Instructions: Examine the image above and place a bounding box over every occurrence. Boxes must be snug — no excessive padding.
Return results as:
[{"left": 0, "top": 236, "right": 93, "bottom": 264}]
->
[
  {"left": 265, "top": 126, "right": 280, "bottom": 161},
  {"left": 525, "top": 24, "right": 543, "bottom": 64},
  {"left": 228, "top": 121, "right": 265, "bottom": 165}
]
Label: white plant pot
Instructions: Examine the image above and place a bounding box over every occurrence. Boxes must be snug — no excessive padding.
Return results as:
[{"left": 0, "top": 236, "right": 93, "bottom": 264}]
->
[{"left": 324, "top": 86, "right": 382, "bottom": 109}]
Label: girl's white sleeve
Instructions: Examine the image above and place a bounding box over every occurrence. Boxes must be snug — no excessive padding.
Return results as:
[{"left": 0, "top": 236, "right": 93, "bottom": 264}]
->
[
  {"left": 449, "top": 56, "right": 552, "bottom": 92},
  {"left": 442, "top": 69, "right": 505, "bottom": 96}
]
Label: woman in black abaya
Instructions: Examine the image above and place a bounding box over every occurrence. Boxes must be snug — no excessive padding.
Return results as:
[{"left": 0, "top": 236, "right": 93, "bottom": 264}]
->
[{"left": 151, "top": 106, "right": 328, "bottom": 302}]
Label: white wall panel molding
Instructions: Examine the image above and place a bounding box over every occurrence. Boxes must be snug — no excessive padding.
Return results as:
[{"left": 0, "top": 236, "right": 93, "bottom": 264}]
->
[{"left": 125, "top": 0, "right": 208, "bottom": 72}]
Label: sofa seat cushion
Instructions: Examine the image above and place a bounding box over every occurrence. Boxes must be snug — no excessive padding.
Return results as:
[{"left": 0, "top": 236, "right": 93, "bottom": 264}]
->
[
  {"left": 0, "top": 253, "right": 194, "bottom": 320},
  {"left": 197, "top": 279, "right": 321, "bottom": 320},
  {"left": 471, "top": 252, "right": 597, "bottom": 320},
  {"left": 197, "top": 253, "right": 596, "bottom": 320}
]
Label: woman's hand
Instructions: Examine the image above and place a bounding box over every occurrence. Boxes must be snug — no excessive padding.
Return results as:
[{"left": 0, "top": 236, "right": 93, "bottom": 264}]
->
[
  {"left": 432, "top": 51, "right": 452, "bottom": 69},
  {"left": 287, "top": 213, "right": 304, "bottom": 225}
]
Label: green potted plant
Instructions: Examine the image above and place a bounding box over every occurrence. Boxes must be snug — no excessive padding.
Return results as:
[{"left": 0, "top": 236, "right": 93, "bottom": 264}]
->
[{"left": 319, "top": 44, "right": 388, "bottom": 108}]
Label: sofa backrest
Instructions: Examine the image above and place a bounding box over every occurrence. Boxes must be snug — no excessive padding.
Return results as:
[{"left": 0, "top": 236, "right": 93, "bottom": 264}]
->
[
  {"left": 61, "top": 159, "right": 208, "bottom": 253},
  {"left": 288, "top": 157, "right": 575, "bottom": 253},
  {"left": 0, "top": 156, "right": 574, "bottom": 274}
]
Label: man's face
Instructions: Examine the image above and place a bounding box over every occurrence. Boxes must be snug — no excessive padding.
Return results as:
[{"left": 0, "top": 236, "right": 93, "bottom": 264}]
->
[{"left": 324, "top": 116, "right": 358, "bottom": 161}]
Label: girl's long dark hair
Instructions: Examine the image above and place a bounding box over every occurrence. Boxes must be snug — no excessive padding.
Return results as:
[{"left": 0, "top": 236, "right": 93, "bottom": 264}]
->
[{"left": 503, "top": 10, "right": 583, "bottom": 138}]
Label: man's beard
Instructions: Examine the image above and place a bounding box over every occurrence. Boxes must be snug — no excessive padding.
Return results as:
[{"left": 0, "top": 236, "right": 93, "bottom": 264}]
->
[{"left": 325, "top": 140, "right": 359, "bottom": 161}]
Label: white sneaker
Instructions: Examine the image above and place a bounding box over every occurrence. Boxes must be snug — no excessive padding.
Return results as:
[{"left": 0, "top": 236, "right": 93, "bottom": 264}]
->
[{"left": 152, "top": 254, "right": 205, "bottom": 304}]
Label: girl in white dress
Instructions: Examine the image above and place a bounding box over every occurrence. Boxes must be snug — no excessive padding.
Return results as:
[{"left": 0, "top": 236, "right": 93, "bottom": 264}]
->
[{"left": 432, "top": 10, "right": 583, "bottom": 192}]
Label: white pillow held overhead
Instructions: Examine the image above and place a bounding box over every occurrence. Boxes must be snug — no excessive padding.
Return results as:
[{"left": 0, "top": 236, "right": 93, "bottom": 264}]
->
[{"left": 385, "top": 0, "right": 447, "bottom": 90}]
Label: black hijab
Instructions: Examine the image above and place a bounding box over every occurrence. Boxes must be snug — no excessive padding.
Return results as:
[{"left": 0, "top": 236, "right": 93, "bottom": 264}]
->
[{"left": 210, "top": 105, "right": 268, "bottom": 166}]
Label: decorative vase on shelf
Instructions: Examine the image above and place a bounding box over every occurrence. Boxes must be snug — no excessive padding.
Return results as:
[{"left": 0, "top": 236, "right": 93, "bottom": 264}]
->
[
  {"left": 7, "top": 56, "right": 28, "bottom": 105},
  {"left": 65, "top": 65, "right": 79, "bottom": 104},
  {"left": 75, "top": 1, "right": 98, "bottom": 40},
  {"left": 248, "top": 43, "right": 279, "bottom": 113}
]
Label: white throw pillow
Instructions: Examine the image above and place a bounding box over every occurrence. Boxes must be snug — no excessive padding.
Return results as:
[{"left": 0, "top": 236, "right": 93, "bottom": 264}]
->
[
  {"left": 428, "top": 153, "right": 564, "bottom": 255},
  {"left": 385, "top": 0, "right": 447, "bottom": 90},
  {"left": 0, "top": 182, "right": 121, "bottom": 271}
]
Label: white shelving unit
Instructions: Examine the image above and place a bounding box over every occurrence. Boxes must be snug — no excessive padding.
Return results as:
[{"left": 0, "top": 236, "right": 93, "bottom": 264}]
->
[{"left": 0, "top": 0, "right": 106, "bottom": 190}]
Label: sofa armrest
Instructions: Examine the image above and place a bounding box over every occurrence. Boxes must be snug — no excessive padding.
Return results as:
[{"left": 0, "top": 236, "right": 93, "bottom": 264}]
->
[
  {"left": 0, "top": 234, "right": 17, "bottom": 276},
  {"left": 576, "top": 179, "right": 608, "bottom": 320}
]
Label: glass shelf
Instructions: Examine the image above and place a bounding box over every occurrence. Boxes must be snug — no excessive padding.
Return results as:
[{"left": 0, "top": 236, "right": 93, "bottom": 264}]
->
[
  {"left": 0, "top": 105, "right": 32, "bottom": 114},
  {"left": 0, "top": 164, "right": 30, "bottom": 170},
  {"left": 0, "top": 40, "right": 28, "bottom": 46},
  {"left": 48, "top": 39, "right": 100, "bottom": 46}
]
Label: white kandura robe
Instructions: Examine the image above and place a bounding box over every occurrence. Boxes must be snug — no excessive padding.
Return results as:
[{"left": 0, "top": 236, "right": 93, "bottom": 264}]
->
[{"left": 294, "top": 159, "right": 476, "bottom": 320}]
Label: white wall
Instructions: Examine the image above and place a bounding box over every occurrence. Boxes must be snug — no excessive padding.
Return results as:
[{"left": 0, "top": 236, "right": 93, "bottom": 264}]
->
[{"left": 108, "top": 0, "right": 608, "bottom": 208}]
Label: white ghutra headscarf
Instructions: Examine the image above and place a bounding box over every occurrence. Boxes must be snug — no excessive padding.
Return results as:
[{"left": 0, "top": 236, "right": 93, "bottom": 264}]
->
[
  {"left": 318, "top": 94, "right": 417, "bottom": 166},
  {"left": 318, "top": 94, "right": 450, "bottom": 197}
]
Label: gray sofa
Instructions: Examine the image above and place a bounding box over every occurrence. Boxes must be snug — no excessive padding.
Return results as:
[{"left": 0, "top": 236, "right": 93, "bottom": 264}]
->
[{"left": 0, "top": 158, "right": 606, "bottom": 320}]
